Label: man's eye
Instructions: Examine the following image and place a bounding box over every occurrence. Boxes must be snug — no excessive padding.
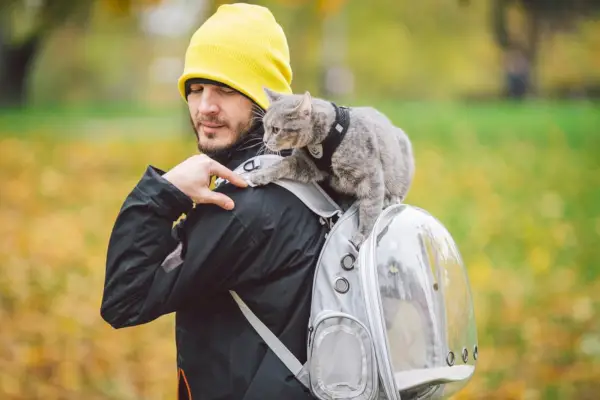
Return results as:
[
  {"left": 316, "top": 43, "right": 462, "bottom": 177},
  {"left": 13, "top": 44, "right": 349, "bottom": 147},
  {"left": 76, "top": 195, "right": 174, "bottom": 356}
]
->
[
  {"left": 221, "top": 88, "right": 235, "bottom": 94},
  {"left": 190, "top": 87, "right": 203, "bottom": 93}
]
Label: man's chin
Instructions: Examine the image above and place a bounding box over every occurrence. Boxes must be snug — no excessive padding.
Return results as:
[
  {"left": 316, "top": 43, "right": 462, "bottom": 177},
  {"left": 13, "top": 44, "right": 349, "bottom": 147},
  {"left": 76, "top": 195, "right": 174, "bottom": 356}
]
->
[
  {"left": 197, "top": 141, "right": 234, "bottom": 157},
  {"left": 191, "top": 120, "right": 255, "bottom": 159}
]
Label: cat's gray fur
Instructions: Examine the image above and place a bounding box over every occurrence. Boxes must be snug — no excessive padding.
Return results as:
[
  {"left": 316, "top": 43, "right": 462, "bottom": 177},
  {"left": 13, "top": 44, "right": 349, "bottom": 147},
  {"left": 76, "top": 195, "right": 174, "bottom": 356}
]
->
[{"left": 247, "top": 88, "right": 415, "bottom": 248}]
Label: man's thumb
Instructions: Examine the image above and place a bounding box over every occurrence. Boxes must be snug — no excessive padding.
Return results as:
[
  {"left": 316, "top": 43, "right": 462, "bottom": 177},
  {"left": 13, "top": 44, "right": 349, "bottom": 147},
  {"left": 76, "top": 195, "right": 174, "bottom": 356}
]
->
[{"left": 197, "top": 190, "right": 235, "bottom": 210}]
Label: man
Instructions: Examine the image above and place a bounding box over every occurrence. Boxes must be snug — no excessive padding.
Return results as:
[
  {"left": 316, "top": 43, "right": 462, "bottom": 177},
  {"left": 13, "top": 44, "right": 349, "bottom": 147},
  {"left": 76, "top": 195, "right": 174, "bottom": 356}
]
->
[{"left": 100, "top": 3, "right": 327, "bottom": 399}]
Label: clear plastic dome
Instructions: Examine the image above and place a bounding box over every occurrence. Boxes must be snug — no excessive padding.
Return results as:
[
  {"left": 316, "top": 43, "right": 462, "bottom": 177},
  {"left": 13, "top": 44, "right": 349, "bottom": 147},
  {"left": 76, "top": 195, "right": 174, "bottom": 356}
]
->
[{"left": 365, "top": 204, "right": 478, "bottom": 399}]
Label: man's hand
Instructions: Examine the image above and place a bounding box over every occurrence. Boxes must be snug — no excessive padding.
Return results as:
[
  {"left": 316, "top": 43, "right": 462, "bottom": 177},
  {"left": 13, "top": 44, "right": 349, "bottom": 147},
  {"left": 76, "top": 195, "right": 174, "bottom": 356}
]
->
[{"left": 162, "top": 154, "right": 248, "bottom": 210}]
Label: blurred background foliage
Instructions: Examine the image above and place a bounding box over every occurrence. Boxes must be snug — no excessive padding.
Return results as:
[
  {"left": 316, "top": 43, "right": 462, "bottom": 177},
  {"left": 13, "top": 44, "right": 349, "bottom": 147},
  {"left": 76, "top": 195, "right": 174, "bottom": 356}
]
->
[
  {"left": 0, "top": 0, "right": 599, "bottom": 399},
  {"left": 0, "top": 0, "right": 599, "bottom": 107}
]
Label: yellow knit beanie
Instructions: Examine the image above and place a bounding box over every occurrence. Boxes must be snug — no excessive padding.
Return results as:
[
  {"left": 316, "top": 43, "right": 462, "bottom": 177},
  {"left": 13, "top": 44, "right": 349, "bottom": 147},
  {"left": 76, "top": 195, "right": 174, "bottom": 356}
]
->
[{"left": 177, "top": 3, "right": 293, "bottom": 110}]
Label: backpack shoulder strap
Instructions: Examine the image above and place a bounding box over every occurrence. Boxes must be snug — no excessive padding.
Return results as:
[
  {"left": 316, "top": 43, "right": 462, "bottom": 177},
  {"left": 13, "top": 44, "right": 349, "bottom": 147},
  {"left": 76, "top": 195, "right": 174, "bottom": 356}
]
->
[
  {"left": 226, "top": 154, "right": 343, "bottom": 221},
  {"left": 223, "top": 154, "right": 338, "bottom": 389},
  {"left": 229, "top": 291, "right": 309, "bottom": 387}
]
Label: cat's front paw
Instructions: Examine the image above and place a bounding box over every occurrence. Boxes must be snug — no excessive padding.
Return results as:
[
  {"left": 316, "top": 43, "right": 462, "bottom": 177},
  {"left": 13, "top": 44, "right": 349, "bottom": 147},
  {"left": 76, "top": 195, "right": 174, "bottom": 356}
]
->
[{"left": 246, "top": 170, "right": 275, "bottom": 187}]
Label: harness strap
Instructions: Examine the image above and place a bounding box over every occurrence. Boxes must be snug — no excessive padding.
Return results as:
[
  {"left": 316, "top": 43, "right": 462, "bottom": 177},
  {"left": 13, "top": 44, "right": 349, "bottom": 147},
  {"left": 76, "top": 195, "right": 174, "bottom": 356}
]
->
[{"left": 304, "top": 103, "right": 351, "bottom": 174}]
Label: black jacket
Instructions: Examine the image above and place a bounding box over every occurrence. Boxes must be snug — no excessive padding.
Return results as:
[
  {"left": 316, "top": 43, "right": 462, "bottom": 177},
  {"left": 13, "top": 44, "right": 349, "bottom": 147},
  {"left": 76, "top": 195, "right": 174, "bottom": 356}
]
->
[{"left": 100, "top": 129, "right": 328, "bottom": 399}]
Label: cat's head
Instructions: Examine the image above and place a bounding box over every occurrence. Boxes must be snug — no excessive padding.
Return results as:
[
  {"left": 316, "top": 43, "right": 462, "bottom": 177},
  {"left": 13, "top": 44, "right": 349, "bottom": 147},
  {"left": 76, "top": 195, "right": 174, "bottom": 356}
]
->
[{"left": 262, "top": 88, "right": 313, "bottom": 151}]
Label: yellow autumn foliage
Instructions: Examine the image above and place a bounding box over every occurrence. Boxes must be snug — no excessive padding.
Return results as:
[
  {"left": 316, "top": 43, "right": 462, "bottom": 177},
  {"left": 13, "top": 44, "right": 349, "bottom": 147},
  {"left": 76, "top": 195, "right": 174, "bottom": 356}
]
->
[{"left": 0, "top": 102, "right": 599, "bottom": 399}]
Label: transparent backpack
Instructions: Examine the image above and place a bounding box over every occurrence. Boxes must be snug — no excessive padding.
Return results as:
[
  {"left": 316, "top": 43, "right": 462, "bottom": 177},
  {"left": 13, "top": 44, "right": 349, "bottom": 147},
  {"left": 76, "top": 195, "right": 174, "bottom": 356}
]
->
[{"left": 228, "top": 155, "right": 478, "bottom": 399}]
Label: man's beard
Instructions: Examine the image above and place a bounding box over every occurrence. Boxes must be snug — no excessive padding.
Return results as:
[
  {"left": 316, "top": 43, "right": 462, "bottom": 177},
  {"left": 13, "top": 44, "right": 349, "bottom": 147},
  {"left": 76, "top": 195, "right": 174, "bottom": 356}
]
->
[{"left": 190, "top": 116, "right": 254, "bottom": 158}]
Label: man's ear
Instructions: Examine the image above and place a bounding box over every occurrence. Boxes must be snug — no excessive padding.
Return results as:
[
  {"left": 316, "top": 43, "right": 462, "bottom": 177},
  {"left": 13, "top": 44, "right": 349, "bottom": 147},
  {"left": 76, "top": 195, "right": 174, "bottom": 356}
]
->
[
  {"left": 264, "top": 87, "right": 282, "bottom": 104},
  {"left": 297, "top": 91, "right": 312, "bottom": 117}
]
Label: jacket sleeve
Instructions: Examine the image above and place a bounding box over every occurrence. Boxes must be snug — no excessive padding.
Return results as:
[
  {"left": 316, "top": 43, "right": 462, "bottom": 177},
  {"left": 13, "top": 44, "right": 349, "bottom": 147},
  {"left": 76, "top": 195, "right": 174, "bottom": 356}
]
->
[
  {"left": 100, "top": 165, "right": 194, "bottom": 328},
  {"left": 100, "top": 166, "right": 264, "bottom": 329}
]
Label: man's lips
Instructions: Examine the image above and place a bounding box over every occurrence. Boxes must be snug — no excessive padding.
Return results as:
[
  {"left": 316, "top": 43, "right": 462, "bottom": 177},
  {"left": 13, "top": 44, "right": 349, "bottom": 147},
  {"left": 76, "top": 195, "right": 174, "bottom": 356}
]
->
[{"left": 200, "top": 121, "right": 225, "bottom": 128}]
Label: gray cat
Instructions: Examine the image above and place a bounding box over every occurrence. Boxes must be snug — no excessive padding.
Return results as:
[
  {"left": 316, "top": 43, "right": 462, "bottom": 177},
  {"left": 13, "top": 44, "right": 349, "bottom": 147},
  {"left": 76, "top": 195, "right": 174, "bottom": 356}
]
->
[{"left": 246, "top": 88, "right": 415, "bottom": 249}]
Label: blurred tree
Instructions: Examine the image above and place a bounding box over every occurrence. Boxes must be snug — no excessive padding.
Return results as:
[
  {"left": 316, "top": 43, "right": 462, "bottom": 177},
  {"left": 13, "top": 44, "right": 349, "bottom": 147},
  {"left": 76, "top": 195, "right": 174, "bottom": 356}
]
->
[
  {"left": 491, "top": 0, "right": 600, "bottom": 99},
  {"left": 0, "top": 0, "right": 161, "bottom": 108}
]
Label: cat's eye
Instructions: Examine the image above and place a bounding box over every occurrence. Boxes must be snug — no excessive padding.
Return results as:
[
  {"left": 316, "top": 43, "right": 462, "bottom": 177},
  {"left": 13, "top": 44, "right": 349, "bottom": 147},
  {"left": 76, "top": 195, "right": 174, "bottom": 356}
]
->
[{"left": 272, "top": 127, "right": 281, "bottom": 134}]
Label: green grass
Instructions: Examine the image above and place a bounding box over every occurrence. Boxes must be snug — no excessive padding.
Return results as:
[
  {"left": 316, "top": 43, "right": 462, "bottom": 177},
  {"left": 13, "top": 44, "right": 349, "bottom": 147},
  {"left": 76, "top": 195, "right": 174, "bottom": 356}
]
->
[{"left": 1, "top": 100, "right": 598, "bottom": 145}]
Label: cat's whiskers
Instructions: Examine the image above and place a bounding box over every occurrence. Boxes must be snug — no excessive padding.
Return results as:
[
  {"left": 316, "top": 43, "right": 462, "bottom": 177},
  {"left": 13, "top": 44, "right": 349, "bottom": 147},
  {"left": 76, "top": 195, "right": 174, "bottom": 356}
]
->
[
  {"left": 257, "top": 144, "right": 268, "bottom": 157},
  {"left": 250, "top": 115, "right": 264, "bottom": 124},
  {"left": 240, "top": 136, "right": 263, "bottom": 144},
  {"left": 241, "top": 137, "right": 263, "bottom": 145},
  {"left": 251, "top": 109, "right": 265, "bottom": 121},
  {"left": 237, "top": 137, "right": 265, "bottom": 151}
]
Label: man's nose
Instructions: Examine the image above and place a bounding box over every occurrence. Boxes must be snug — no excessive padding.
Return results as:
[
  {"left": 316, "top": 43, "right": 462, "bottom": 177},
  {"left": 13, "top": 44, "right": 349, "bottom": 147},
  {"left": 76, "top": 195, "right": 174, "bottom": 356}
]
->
[{"left": 197, "top": 89, "right": 220, "bottom": 115}]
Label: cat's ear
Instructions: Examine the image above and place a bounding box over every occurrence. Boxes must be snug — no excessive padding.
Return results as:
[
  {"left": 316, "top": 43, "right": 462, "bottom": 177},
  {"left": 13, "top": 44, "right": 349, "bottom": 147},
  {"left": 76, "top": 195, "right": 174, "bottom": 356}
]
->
[
  {"left": 264, "top": 87, "right": 282, "bottom": 104},
  {"left": 297, "top": 91, "right": 312, "bottom": 117}
]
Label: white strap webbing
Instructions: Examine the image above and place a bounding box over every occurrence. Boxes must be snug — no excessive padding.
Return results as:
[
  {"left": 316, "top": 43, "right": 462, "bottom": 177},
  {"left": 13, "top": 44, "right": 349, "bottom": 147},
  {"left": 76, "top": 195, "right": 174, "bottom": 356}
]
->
[{"left": 229, "top": 291, "right": 306, "bottom": 382}]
